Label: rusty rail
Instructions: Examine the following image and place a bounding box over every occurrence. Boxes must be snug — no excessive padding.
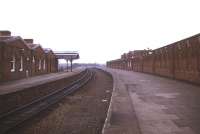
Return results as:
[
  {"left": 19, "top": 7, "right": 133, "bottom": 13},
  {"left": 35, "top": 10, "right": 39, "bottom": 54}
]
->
[{"left": 0, "top": 69, "right": 94, "bottom": 134}]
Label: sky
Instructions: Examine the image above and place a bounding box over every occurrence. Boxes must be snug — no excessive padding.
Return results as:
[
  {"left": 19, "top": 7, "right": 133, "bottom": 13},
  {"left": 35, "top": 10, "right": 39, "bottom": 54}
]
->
[{"left": 0, "top": 0, "right": 200, "bottom": 64}]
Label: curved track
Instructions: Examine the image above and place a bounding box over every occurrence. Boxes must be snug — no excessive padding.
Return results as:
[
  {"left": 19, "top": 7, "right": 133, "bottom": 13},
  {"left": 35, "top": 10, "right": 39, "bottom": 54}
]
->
[{"left": 0, "top": 69, "right": 94, "bottom": 134}]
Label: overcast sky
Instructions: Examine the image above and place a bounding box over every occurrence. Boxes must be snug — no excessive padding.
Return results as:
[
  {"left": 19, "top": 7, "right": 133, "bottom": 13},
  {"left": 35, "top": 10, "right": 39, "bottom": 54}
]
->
[{"left": 0, "top": 0, "right": 200, "bottom": 64}]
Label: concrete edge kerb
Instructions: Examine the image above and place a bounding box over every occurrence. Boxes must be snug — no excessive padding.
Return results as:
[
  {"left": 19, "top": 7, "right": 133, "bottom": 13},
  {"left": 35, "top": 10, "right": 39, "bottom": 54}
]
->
[
  {"left": 99, "top": 68, "right": 116, "bottom": 134},
  {"left": 0, "top": 68, "right": 86, "bottom": 95}
]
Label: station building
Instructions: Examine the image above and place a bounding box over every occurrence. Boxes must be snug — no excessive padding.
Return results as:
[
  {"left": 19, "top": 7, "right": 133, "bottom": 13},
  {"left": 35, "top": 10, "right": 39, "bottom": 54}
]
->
[
  {"left": 0, "top": 31, "right": 58, "bottom": 82},
  {"left": 0, "top": 36, "right": 31, "bottom": 81},
  {"left": 27, "top": 43, "right": 47, "bottom": 76},
  {"left": 44, "top": 48, "right": 58, "bottom": 73}
]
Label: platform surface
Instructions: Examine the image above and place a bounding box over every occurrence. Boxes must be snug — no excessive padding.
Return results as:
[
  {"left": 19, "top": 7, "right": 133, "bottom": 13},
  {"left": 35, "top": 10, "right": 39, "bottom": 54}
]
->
[
  {"left": 103, "top": 68, "right": 200, "bottom": 134},
  {"left": 0, "top": 68, "right": 84, "bottom": 95}
]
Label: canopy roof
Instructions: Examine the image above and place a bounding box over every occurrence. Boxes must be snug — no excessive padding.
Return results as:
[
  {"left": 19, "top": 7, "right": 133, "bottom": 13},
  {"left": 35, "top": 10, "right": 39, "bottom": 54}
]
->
[{"left": 54, "top": 51, "right": 79, "bottom": 60}]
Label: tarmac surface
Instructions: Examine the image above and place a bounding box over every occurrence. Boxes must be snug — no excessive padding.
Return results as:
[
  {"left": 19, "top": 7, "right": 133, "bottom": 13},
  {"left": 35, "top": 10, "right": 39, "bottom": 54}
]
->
[{"left": 103, "top": 68, "right": 200, "bottom": 134}]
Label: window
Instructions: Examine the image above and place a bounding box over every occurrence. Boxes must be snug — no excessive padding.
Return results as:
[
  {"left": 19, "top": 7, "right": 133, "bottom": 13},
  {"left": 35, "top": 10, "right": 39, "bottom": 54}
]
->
[
  {"left": 19, "top": 56, "right": 23, "bottom": 71},
  {"left": 32, "top": 56, "right": 35, "bottom": 63},
  {"left": 39, "top": 59, "right": 41, "bottom": 70},
  {"left": 43, "top": 60, "right": 46, "bottom": 70},
  {"left": 10, "top": 56, "right": 16, "bottom": 72}
]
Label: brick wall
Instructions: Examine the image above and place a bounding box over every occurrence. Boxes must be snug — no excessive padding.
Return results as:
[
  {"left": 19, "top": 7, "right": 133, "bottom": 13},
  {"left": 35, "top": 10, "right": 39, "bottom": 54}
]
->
[
  {"left": 0, "top": 31, "right": 11, "bottom": 36},
  {"left": 107, "top": 33, "right": 200, "bottom": 85},
  {"left": 173, "top": 37, "right": 200, "bottom": 83},
  {"left": 0, "top": 70, "right": 86, "bottom": 115},
  {"left": 0, "top": 32, "right": 60, "bottom": 82},
  {"left": 0, "top": 44, "right": 3, "bottom": 81},
  {"left": 51, "top": 55, "right": 55, "bottom": 72},
  {"left": 45, "top": 50, "right": 57, "bottom": 73},
  {"left": 0, "top": 37, "right": 56, "bottom": 82},
  {"left": 143, "top": 52, "right": 155, "bottom": 74},
  {"left": 45, "top": 52, "right": 51, "bottom": 73},
  {"left": 33, "top": 46, "right": 46, "bottom": 76},
  {"left": 1, "top": 38, "right": 32, "bottom": 81}
]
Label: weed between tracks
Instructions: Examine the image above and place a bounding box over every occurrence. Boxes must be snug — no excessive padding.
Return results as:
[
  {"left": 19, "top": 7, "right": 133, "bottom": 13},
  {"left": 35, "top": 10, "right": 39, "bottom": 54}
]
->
[{"left": 7, "top": 69, "right": 113, "bottom": 134}]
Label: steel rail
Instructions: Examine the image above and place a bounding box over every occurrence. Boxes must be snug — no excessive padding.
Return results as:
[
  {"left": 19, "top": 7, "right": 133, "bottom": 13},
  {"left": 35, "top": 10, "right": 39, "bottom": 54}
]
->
[{"left": 0, "top": 69, "right": 94, "bottom": 134}]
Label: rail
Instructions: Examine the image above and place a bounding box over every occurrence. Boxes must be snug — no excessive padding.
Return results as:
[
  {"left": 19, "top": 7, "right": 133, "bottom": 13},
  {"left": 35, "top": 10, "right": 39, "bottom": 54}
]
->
[{"left": 0, "top": 69, "right": 94, "bottom": 134}]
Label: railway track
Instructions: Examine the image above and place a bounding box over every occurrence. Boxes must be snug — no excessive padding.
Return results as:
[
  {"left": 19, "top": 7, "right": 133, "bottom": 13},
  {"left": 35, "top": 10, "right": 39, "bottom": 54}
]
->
[{"left": 0, "top": 69, "right": 94, "bottom": 134}]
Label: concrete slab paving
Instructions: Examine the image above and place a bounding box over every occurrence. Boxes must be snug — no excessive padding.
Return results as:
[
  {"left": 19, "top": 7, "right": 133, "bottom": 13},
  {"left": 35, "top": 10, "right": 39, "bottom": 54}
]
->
[{"left": 102, "top": 68, "right": 200, "bottom": 134}]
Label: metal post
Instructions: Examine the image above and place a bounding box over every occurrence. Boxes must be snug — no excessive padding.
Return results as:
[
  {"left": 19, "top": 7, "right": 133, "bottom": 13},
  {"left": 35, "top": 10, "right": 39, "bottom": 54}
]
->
[
  {"left": 70, "top": 57, "right": 72, "bottom": 72},
  {"left": 66, "top": 59, "right": 68, "bottom": 72}
]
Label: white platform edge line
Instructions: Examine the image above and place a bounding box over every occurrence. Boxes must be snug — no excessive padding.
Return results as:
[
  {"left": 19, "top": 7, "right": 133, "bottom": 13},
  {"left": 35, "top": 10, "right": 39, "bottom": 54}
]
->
[{"left": 101, "top": 68, "right": 116, "bottom": 134}]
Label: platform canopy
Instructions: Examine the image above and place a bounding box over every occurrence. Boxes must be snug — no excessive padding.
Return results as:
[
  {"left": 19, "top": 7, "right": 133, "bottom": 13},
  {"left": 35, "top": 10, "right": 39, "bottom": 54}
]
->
[{"left": 53, "top": 51, "right": 79, "bottom": 60}]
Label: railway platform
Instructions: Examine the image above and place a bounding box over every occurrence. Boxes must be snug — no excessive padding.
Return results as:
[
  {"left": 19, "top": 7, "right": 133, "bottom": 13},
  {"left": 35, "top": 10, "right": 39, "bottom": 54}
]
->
[
  {"left": 0, "top": 68, "right": 84, "bottom": 95},
  {"left": 102, "top": 68, "right": 200, "bottom": 134},
  {"left": 0, "top": 67, "right": 85, "bottom": 118}
]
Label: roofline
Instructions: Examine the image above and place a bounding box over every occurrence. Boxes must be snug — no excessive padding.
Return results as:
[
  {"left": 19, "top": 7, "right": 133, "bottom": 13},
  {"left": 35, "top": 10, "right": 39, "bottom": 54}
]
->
[
  {"left": 1, "top": 36, "right": 30, "bottom": 49},
  {"left": 154, "top": 33, "right": 200, "bottom": 51}
]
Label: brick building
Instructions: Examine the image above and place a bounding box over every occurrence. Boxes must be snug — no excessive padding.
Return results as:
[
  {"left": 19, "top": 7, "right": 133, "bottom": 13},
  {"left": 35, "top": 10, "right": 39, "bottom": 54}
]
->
[
  {"left": 26, "top": 43, "right": 46, "bottom": 76},
  {"left": 0, "top": 42, "right": 3, "bottom": 81},
  {"left": 0, "top": 31, "right": 11, "bottom": 36},
  {"left": 0, "top": 31, "right": 59, "bottom": 82},
  {"left": 44, "top": 48, "right": 58, "bottom": 73},
  {"left": 0, "top": 36, "right": 31, "bottom": 82}
]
